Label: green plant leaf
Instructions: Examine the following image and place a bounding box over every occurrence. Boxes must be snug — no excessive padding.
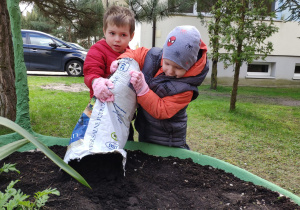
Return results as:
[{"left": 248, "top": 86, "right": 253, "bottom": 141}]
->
[
  {"left": 34, "top": 188, "right": 60, "bottom": 208},
  {"left": 0, "top": 117, "right": 91, "bottom": 189},
  {"left": 18, "top": 200, "right": 32, "bottom": 208},
  {"left": 0, "top": 139, "right": 29, "bottom": 161},
  {"left": 0, "top": 192, "right": 11, "bottom": 208},
  {"left": 0, "top": 163, "right": 20, "bottom": 175}
]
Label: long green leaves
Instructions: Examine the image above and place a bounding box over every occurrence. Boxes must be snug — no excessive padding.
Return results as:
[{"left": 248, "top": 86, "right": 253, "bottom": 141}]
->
[
  {"left": 0, "top": 117, "right": 91, "bottom": 189},
  {"left": 0, "top": 139, "right": 29, "bottom": 160}
]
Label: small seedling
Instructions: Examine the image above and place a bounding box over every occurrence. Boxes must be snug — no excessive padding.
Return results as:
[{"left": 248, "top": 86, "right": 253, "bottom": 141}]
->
[
  {"left": 0, "top": 163, "right": 20, "bottom": 175},
  {"left": 0, "top": 163, "right": 60, "bottom": 209},
  {"left": 19, "top": 188, "right": 60, "bottom": 209}
]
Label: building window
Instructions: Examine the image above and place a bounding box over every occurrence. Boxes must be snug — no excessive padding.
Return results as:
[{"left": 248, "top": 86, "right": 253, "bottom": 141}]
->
[
  {"left": 293, "top": 65, "right": 300, "bottom": 80},
  {"left": 252, "top": 0, "right": 275, "bottom": 13},
  {"left": 295, "top": 65, "right": 300, "bottom": 74},
  {"left": 197, "top": 0, "right": 218, "bottom": 13},
  {"left": 247, "top": 63, "right": 272, "bottom": 77},
  {"left": 265, "top": 0, "right": 276, "bottom": 13},
  {"left": 168, "top": 1, "right": 194, "bottom": 14}
]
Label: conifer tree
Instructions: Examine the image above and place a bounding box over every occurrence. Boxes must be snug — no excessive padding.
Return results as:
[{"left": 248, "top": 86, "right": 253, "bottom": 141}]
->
[{"left": 126, "top": 0, "right": 195, "bottom": 47}]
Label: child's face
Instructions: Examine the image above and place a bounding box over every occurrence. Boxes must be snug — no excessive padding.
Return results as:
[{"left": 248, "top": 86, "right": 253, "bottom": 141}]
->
[
  {"left": 104, "top": 23, "right": 134, "bottom": 53},
  {"left": 162, "top": 59, "right": 186, "bottom": 78}
]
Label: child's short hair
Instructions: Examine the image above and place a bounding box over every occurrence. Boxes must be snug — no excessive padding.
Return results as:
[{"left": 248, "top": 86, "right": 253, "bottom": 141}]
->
[{"left": 103, "top": 5, "right": 135, "bottom": 35}]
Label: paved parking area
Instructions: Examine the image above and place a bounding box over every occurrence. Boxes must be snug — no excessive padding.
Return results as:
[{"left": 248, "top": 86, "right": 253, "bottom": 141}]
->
[{"left": 27, "top": 71, "right": 68, "bottom": 76}]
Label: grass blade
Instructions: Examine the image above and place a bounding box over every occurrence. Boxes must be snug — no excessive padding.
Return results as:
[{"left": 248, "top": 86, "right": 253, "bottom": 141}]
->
[{"left": 0, "top": 117, "right": 91, "bottom": 189}]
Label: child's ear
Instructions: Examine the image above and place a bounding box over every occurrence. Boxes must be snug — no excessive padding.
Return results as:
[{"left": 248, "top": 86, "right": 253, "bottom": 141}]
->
[
  {"left": 103, "top": 28, "right": 106, "bottom": 36},
  {"left": 130, "top": 32, "right": 135, "bottom": 41}
]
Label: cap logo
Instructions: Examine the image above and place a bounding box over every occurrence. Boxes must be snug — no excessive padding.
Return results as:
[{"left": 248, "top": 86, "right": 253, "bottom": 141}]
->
[
  {"left": 167, "top": 36, "right": 176, "bottom": 46},
  {"left": 174, "top": 51, "right": 180, "bottom": 58},
  {"left": 180, "top": 29, "right": 187, "bottom": 34},
  {"left": 185, "top": 43, "right": 193, "bottom": 51}
]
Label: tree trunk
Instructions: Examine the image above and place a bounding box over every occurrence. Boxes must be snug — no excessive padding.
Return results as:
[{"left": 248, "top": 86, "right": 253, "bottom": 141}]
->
[
  {"left": 210, "top": 17, "right": 220, "bottom": 90},
  {"left": 151, "top": 0, "right": 157, "bottom": 47},
  {"left": 152, "top": 17, "right": 156, "bottom": 47},
  {"left": 230, "top": 0, "right": 245, "bottom": 111},
  {"left": 230, "top": 28, "right": 243, "bottom": 111},
  {"left": 0, "top": 0, "right": 17, "bottom": 121},
  {"left": 230, "top": 61, "right": 241, "bottom": 111},
  {"left": 68, "top": 25, "right": 72, "bottom": 42},
  {"left": 230, "top": 33, "right": 243, "bottom": 111},
  {"left": 210, "top": 58, "right": 218, "bottom": 90}
]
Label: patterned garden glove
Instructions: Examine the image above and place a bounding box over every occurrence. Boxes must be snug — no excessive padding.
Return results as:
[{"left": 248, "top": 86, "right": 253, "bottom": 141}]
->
[
  {"left": 110, "top": 60, "right": 119, "bottom": 74},
  {"left": 129, "top": 71, "right": 149, "bottom": 96},
  {"left": 92, "top": 77, "right": 114, "bottom": 102}
]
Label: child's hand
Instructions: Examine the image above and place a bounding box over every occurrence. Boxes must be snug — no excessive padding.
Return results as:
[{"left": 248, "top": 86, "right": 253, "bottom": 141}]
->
[
  {"left": 110, "top": 60, "right": 119, "bottom": 74},
  {"left": 130, "top": 71, "right": 149, "bottom": 96},
  {"left": 92, "top": 77, "right": 114, "bottom": 102}
]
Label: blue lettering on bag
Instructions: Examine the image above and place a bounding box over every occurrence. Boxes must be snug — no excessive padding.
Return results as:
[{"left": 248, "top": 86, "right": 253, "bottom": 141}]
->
[
  {"left": 105, "top": 142, "right": 119, "bottom": 150},
  {"left": 89, "top": 102, "right": 105, "bottom": 151},
  {"left": 118, "top": 62, "right": 130, "bottom": 72},
  {"left": 69, "top": 113, "right": 89, "bottom": 144}
]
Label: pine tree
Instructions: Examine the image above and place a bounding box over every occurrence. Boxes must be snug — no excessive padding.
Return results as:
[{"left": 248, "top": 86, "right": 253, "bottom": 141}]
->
[{"left": 126, "top": 0, "right": 195, "bottom": 47}]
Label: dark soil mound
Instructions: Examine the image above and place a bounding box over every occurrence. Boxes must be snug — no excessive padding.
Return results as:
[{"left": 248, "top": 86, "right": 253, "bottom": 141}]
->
[{"left": 0, "top": 145, "right": 299, "bottom": 209}]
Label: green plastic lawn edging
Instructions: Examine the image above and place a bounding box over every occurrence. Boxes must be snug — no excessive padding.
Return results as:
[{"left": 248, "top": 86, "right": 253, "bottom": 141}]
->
[{"left": 3, "top": 134, "right": 299, "bottom": 206}]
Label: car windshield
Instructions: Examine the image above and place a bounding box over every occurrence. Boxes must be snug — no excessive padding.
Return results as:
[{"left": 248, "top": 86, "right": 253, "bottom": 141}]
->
[
  {"left": 53, "top": 39, "right": 68, "bottom": 48},
  {"left": 68, "top": 42, "right": 86, "bottom": 50}
]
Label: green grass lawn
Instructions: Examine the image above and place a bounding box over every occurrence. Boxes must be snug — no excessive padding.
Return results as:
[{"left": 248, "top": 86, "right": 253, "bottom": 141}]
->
[
  {"left": 188, "top": 86, "right": 300, "bottom": 197},
  {"left": 4, "top": 76, "right": 300, "bottom": 197}
]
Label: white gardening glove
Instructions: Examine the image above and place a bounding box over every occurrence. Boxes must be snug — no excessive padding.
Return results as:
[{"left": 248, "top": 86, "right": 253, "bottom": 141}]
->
[
  {"left": 110, "top": 60, "right": 119, "bottom": 74},
  {"left": 92, "top": 77, "right": 114, "bottom": 102},
  {"left": 129, "top": 71, "right": 149, "bottom": 96}
]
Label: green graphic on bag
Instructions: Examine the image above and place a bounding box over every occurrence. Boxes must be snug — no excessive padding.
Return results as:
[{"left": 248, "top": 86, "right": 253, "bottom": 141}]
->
[{"left": 111, "top": 132, "right": 118, "bottom": 141}]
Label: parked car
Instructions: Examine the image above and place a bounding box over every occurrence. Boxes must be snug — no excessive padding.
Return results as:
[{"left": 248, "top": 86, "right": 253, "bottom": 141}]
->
[
  {"left": 67, "top": 42, "right": 87, "bottom": 51},
  {"left": 21, "top": 29, "right": 87, "bottom": 76}
]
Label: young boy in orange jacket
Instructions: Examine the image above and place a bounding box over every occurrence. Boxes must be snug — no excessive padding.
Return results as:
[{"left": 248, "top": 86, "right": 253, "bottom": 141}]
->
[{"left": 113, "top": 25, "right": 209, "bottom": 149}]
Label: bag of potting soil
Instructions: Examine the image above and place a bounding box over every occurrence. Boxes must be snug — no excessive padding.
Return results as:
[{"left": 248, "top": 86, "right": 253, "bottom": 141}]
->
[{"left": 63, "top": 58, "right": 139, "bottom": 171}]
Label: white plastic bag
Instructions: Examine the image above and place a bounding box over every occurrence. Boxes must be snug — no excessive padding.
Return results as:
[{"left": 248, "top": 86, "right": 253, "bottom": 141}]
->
[{"left": 64, "top": 58, "right": 140, "bottom": 171}]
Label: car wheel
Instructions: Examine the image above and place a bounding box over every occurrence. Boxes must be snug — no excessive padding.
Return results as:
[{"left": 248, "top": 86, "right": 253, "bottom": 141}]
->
[{"left": 66, "top": 60, "right": 83, "bottom": 76}]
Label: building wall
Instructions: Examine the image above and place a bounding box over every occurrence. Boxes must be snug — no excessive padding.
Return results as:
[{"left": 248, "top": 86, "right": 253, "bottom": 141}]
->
[
  {"left": 139, "top": 15, "right": 300, "bottom": 55},
  {"left": 209, "top": 55, "right": 300, "bottom": 86}
]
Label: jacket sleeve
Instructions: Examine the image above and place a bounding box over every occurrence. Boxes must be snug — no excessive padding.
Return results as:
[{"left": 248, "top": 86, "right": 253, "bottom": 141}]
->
[
  {"left": 118, "top": 47, "right": 149, "bottom": 70},
  {"left": 83, "top": 44, "right": 107, "bottom": 91},
  {"left": 137, "top": 90, "right": 193, "bottom": 120}
]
